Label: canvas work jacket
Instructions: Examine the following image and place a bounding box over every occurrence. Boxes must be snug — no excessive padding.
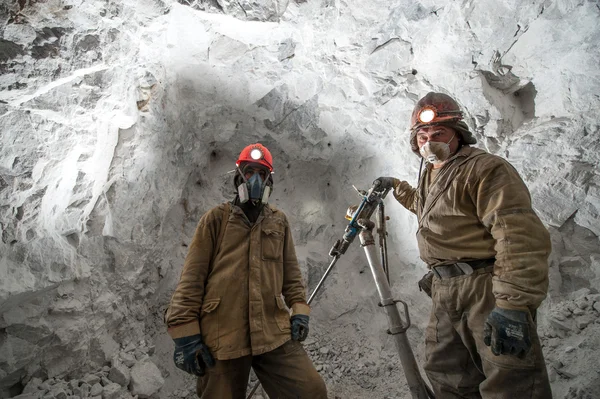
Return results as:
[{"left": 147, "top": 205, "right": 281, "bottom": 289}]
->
[
  {"left": 165, "top": 202, "right": 310, "bottom": 360},
  {"left": 393, "top": 146, "right": 551, "bottom": 311}
]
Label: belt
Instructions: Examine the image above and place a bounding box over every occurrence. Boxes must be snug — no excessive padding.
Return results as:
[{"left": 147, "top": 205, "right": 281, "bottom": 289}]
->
[{"left": 432, "top": 258, "right": 495, "bottom": 280}]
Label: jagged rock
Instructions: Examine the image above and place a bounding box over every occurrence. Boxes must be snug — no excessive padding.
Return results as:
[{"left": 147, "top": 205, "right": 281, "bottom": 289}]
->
[
  {"left": 129, "top": 360, "right": 164, "bottom": 398},
  {"left": 12, "top": 393, "right": 44, "bottom": 399},
  {"left": 555, "top": 368, "right": 576, "bottom": 379},
  {"left": 90, "top": 382, "right": 103, "bottom": 397},
  {"left": 50, "top": 388, "right": 67, "bottom": 399},
  {"left": 575, "top": 298, "right": 589, "bottom": 310},
  {"left": 550, "top": 318, "right": 573, "bottom": 332},
  {"left": 577, "top": 316, "right": 595, "bottom": 330},
  {"left": 68, "top": 380, "right": 79, "bottom": 391},
  {"left": 134, "top": 349, "right": 146, "bottom": 361},
  {"left": 215, "top": 0, "right": 289, "bottom": 22},
  {"left": 120, "top": 352, "right": 136, "bottom": 368},
  {"left": 79, "top": 383, "right": 91, "bottom": 397},
  {"left": 587, "top": 294, "right": 600, "bottom": 303},
  {"left": 108, "top": 359, "right": 130, "bottom": 387},
  {"left": 102, "top": 382, "right": 121, "bottom": 399},
  {"left": 23, "top": 377, "right": 44, "bottom": 394},
  {"left": 82, "top": 374, "right": 101, "bottom": 386}
]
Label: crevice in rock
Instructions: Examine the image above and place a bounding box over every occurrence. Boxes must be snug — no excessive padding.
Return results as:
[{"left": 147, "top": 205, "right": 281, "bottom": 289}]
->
[
  {"left": 555, "top": 214, "right": 600, "bottom": 295},
  {"left": 513, "top": 81, "right": 537, "bottom": 122},
  {"left": 479, "top": 55, "right": 537, "bottom": 136}
]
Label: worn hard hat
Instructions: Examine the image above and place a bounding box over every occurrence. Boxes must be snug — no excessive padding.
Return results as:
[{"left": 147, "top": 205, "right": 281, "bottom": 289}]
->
[
  {"left": 409, "top": 92, "right": 477, "bottom": 154},
  {"left": 410, "top": 92, "right": 463, "bottom": 131},
  {"left": 236, "top": 143, "right": 273, "bottom": 172}
]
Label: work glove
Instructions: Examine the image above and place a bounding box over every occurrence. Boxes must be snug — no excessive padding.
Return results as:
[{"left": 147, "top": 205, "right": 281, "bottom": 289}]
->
[
  {"left": 483, "top": 307, "right": 532, "bottom": 357},
  {"left": 291, "top": 314, "right": 310, "bottom": 342},
  {"left": 372, "top": 176, "right": 399, "bottom": 190},
  {"left": 417, "top": 271, "right": 434, "bottom": 298},
  {"left": 172, "top": 334, "right": 215, "bottom": 376}
]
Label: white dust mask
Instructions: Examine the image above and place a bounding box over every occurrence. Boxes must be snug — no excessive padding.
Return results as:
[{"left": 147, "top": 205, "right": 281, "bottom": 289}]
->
[{"left": 419, "top": 133, "right": 455, "bottom": 165}]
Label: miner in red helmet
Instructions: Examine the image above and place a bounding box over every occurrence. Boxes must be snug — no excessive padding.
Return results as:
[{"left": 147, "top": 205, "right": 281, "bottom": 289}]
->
[
  {"left": 165, "top": 143, "right": 327, "bottom": 398},
  {"left": 374, "top": 93, "right": 552, "bottom": 398}
]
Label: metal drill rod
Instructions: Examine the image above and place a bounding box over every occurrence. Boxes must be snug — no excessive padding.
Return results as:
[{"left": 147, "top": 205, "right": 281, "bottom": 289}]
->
[
  {"left": 308, "top": 254, "right": 341, "bottom": 304},
  {"left": 358, "top": 219, "right": 433, "bottom": 399}
]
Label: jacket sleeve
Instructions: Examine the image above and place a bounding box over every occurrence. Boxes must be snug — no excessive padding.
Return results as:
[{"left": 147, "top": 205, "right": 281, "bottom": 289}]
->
[
  {"left": 281, "top": 216, "right": 310, "bottom": 317},
  {"left": 165, "top": 208, "right": 219, "bottom": 339},
  {"left": 471, "top": 158, "right": 550, "bottom": 311},
  {"left": 392, "top": 180, "right": 419, "bottom": 214}
]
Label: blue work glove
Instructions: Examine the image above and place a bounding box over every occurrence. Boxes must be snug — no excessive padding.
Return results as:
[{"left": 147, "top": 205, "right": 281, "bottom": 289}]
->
[
  {"left": 291, "top": 314, "right": 310, "bottom": 342},
  {"left": 483, "top": 307, "right": 532, "bottom": 358},
  {"left": 173, "top": 334, "right": 215, "bottom": 376}
]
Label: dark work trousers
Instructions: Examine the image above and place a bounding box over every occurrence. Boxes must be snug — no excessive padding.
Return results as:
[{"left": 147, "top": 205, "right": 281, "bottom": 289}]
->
[
  {"left": 424, "top": 267, "right": 552, "bottom": 399},
  {"left": 196, "top": 339, "right": 327, "bottom": 399}
]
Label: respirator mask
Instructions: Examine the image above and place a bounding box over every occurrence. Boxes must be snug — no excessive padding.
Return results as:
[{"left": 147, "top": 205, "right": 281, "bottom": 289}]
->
[
  {"left": 237, "top": 165, "right": 271, "bottom": 205},
  {"left": 419, "top": 133, "right": 455, "bottom": 165}
]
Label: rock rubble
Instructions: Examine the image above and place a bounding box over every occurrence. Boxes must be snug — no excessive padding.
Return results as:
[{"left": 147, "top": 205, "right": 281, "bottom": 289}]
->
[{"left": 10, "top": 344, "right": 163, "bottom": 399}]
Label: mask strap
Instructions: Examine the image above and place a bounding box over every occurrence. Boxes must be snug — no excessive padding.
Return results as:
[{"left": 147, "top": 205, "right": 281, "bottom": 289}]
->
[
  {"left": 417, "top": 157, "right": 424, "bottom": 188},
  {"left": 237, "top": 166, "right": 249, "bottom": 183},
  {"left": 446, "top": 132, "right": 456, "bottom": 145}
]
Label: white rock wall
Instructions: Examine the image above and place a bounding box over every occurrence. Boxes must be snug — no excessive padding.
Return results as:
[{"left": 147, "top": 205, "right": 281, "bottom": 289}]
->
[{"left": 0, "top": 0, "right": 599, "bottom": 397}]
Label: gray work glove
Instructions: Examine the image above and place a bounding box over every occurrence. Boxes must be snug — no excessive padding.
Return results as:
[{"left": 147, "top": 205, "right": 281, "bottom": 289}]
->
[
  {"left": 291, "top": 314, "right": 310, "bottom": 342},
  {"left": 483, "top": 307, "right": 532, "bottom": 358},
  {"left": 173, "top": 334, "right": 215, "bottom": 376},
  {"left": 372, "top": 176, "right": 399, "bottom": 190},
  {"left": 418, "top": 271, "right": 434, "bottom": 298}
]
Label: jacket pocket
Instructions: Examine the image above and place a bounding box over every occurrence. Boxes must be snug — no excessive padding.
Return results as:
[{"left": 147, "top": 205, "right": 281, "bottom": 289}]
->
[
  {"left": 200, "top": 298, "right": 221, "bottom": 351},
  {"left": 262, "top": 227, "right": 284, "bottom": 261},
  {"left": 274, "top": 295, "right": 291, "bottom": 332}
]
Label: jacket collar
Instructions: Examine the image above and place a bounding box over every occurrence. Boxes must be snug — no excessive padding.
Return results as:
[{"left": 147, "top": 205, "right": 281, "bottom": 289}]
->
[{"left": 417, "top": 145, "right": 485, "bottom": 223}]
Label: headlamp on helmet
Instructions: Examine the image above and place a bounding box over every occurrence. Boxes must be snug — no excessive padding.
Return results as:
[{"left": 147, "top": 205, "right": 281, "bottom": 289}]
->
[
  {"left": 418, "top": 108, "right": 436, "bottom": 124},
  {"left": 410, "top": 92, "right": 464, "bottom": 132},
  {"left": 250, "top": 148, "right": 263, "bottom": 161},
  {"left": 236, "top": 143, "right": 273, "bottom": 172}
]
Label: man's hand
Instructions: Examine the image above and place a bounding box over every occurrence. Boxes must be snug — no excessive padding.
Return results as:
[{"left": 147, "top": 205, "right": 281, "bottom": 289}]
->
[
  {"left": 173, "top": 334, "right": 215, "bottom": 376},
  {"left": 291, "top": 314, "right": 310, "bottom": 342},
  {"left": 483, "top": 307, "right": 532, "bottom": 357},
  {"left": 372, "top": 177, "right": 399, "bottom": 190}
]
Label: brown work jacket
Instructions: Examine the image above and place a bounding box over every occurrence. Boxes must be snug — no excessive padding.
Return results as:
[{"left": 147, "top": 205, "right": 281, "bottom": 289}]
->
[
  {"left": 393, "top": 146, "right": 550, "bottom": 311},
  {"left": 165, "top": 202, "right": 310, "bottom": 360}
]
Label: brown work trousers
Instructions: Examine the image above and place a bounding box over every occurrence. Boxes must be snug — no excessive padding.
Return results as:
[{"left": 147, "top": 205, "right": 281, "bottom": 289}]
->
[
  {"left": 424, "top": 267, "right": 552, "bottom": 399},
  {"left": 196, "top": 339, "right": 327, "bottom": 399}
]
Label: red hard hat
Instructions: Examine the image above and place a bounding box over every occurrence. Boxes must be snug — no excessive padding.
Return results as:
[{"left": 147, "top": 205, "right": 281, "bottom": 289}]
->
[
  {"left": 410, "top": 92, "right": 463, "bottom": 131},
  {"left": 236, "top": 143, "right": 273, "bottom": 172}
]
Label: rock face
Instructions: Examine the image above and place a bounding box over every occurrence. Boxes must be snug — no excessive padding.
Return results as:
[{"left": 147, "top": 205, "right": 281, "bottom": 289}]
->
[{"left": 0, "top": 0, "right": 599, "bottom": 398}]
